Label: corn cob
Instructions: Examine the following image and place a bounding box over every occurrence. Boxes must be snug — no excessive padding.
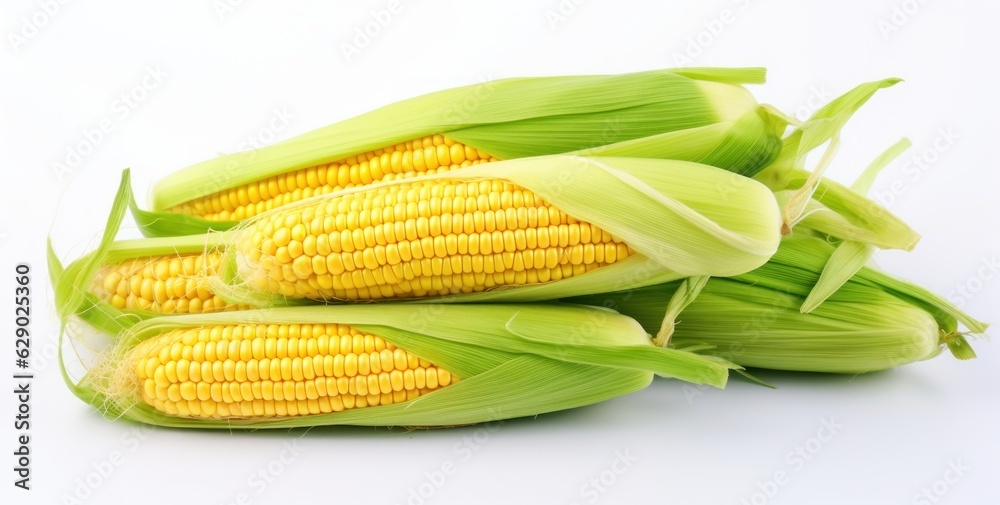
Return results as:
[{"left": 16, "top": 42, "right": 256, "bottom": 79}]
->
[
  {"left": 130, "top": 323, "right": 456, "bottom": 418},
  {"left": 569, "top": 235, "right": 987, "bottom": 373},
  {"left": 138, "top": 68, "right": 787, "bottom": 236},
  {"left": 62, "top": 304, "right": 736, "bottom": 428}
]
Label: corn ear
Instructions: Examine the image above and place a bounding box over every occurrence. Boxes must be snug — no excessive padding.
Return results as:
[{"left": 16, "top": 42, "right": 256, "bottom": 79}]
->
[
  {"left": 218, "top": 155, "right": 782, "bottom": 304},
  {"left": 569, "top": 235, "right": 987, "bottom": 374},
  {"left": 138, "top": 68, "right": 785, "bottom": 236},
  {"left": 56, "top": 160, "right": 781, "bottom": 319},
  {"left": 604, "top": 278, "right": 945, "bottom": 373},
  {"left": 61, "top": 303, "right": 736, "bottom": 428}
]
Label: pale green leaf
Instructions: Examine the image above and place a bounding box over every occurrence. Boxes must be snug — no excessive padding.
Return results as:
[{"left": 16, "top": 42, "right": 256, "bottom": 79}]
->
[{"left": 800, "top": 240, "right": 875, "bottom": 313}]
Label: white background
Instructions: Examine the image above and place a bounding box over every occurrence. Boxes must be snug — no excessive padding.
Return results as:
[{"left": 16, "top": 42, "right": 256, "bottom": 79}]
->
[{"left": 2, "top": 1, "right": 998, "bottom": 504}]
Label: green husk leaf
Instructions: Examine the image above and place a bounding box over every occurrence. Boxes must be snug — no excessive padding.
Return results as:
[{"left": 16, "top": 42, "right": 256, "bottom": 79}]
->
[
  {"left": 54, "top": 169, "right": 133, "bottom": 324},
  {"left": 800, "top": 240, "right": 875, "bottom": 313},
  {"left": 503, "top": 305, "right": 733, "bottom": 387},
  {"left": 132, "top": 197, "right": 239, "bottom": 237}
]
